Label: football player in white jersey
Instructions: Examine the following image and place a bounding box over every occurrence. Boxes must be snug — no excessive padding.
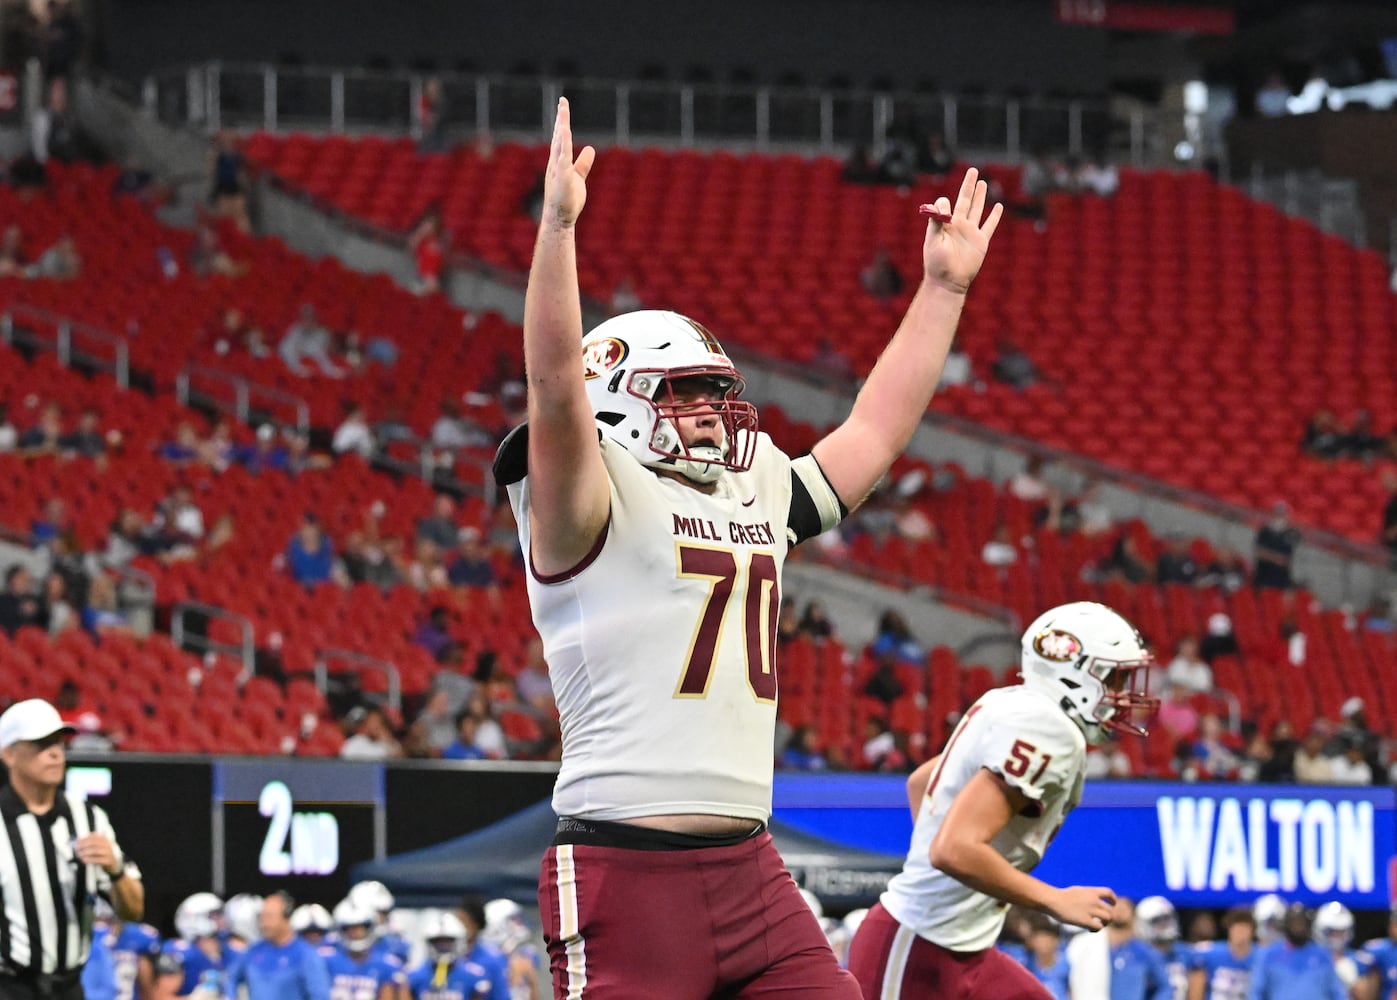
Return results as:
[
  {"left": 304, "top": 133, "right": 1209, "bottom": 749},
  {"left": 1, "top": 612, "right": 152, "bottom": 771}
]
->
[
  {"left": 847, "top": 601, "right": 1157, "bottom": 999},
  {"left": 497, "top": 97, "right": 1002, "bottom": 999}
]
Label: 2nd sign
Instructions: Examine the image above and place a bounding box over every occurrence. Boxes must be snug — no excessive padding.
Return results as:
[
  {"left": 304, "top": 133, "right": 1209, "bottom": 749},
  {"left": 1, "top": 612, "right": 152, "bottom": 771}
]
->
[{"left": 258, "top": 780, "right": 340, "bottom": 876}]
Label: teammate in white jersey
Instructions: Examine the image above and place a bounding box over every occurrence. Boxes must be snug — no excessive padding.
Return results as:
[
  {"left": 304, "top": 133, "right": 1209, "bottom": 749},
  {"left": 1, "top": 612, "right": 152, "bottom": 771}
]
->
[
  {"left": 848, "top": 601, "right": 1157, "bottom": 999},
  {"left": 496, "top": 97, "right": 1002, "bottom": 1000}
]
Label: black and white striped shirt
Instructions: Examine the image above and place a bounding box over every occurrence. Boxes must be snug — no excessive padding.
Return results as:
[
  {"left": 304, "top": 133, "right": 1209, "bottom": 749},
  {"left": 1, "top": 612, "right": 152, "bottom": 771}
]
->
[{"left": 0, "top": 786, "right": 120, "bottom": 975}]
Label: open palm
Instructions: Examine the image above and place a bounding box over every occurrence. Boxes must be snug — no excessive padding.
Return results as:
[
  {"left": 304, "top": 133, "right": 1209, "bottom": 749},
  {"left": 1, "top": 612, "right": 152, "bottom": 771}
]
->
[
  {"left": 544, "top": 97, "right": 596, "bottom": 228},
  {"left": 922, "top": 167, "right": 1003, "bottom": 294}
]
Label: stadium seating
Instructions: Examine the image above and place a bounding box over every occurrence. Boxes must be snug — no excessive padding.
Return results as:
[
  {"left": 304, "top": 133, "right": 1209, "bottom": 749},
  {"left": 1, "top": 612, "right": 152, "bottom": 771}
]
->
[{"left": 242, "top": 136, "right": 1397, "bottom": 547}]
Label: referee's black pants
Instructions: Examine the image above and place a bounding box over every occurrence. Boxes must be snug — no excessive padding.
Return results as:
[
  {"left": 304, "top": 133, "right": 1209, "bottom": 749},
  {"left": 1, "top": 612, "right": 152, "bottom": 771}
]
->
[{"left": 0, "top": 973, "right": 83, "bottom": 1000}]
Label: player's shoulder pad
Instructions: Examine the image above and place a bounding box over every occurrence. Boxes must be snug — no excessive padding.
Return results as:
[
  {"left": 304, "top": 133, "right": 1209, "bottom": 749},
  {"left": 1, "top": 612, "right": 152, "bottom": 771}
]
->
[{"left": 492, "top": 423, "right": 529, "bottom": 486}]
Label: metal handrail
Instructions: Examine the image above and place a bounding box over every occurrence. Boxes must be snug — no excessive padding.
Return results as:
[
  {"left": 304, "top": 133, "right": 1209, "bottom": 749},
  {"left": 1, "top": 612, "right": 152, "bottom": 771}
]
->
[
  {"left": 314, "top": 648, "right": 402, "bottom": 713},
  {"left": 147, "top": 60, "right": 1165, "bottom": 166},
  {"left": 171, "top": 601, "right": 256, "bottom": 685},
  {"left": 176, "top": 364, "right": 311, "bottom": 435},
  {"left": 2, "top": 305, "right": 131, "bottom": 388}
]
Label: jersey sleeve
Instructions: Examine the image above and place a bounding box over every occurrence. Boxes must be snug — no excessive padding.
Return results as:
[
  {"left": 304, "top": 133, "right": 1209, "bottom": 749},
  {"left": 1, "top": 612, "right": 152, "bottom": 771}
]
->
[
  {"left": 155, "top": 943, "right": 184, "bottom": 978},
  {"left": 971, "top": 701, "right": 1082, "bottom": 808},
  {"left": 786, "top": 454, "right": 847, "bottom": 546}
]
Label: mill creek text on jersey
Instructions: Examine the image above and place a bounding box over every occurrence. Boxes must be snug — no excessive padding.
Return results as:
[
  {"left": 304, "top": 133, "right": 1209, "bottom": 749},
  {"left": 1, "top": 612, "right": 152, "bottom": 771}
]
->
[{"left": 672, "top": 514, "right": 776, "bottom": 546}]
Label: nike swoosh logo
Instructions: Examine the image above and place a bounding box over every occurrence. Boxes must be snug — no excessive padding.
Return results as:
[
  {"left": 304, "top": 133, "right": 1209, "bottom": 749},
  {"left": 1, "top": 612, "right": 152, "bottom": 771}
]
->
[{"left": 741, "top": 496, "right": 757, "bottom": 507}]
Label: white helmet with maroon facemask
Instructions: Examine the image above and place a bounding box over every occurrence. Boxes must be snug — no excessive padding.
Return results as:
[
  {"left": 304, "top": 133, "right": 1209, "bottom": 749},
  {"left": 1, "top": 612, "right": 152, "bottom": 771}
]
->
[
  {"left": 581, "top": 310, "right": 757, "bottom": 485},
  {"left": 1019, "top": 601, "right": 1157, "bottom": 745}
]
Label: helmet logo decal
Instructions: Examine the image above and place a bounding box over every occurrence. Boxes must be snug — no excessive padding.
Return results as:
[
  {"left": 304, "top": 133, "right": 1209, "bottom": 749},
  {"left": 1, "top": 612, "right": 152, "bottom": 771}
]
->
[
  {"left": 583, "top": 337, "right": 629, "bottom": 379},
  {"left": 682, "top": 317, "right": 728, "bottom": 358},
  {"left": 1033, "top": 629, "right": 1083, "bottom": 662}
]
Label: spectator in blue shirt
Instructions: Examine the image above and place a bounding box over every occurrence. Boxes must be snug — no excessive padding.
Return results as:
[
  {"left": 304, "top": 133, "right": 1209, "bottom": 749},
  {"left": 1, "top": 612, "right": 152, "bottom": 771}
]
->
[
  {"left": 441, "top": 712, "right": 488, "bottom": 761},
  {"left": 286, "top": 514, "right": 337, "bottom": 586},
  {"left": 225, "top": 893, "right": 330, "bottom": 1000},
  {"left": 1020, "top": 914, "right": 1070, "bottom": 1000},
  {"left": 1249, "top": 904, "right": 1346, "bottom": 1000},
  {"left": 1188, "top": 906, "right": 1255, "bottom": 1000}
]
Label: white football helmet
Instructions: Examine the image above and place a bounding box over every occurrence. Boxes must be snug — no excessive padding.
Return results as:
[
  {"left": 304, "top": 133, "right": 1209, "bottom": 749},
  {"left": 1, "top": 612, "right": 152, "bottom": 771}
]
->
[
  {"left": 1314, "top": 902, "right": 1354, "bottom": 953},
  {"left": 223, "top": 893, "right": 263, "bottom": 944},
  {"left": 174, "top": 892, "right": 224, "bottom": 942},
  {"left": 581, "top": 310, "right": 757, "bottom": 485},
  {"left": 1020, "top": 602, "right": 1156, "bottom": 744},
  {"left": 333, "top": 898, "right": 377, "bottom": 954},
  {"left": 290, "top": 904, "right": 333, "bottom": 938},
  {"left": 419, "top": 909, "right": 468, "bottom": 960},
  {"left": 482, "top": 898, "right": 531, "bottom": 955},
  {"left": 1253, "top": 894, "right": 1288, "bottom": 945},
  {"left": 842, "top": 908, "right": 869, "bottom": 941},
  {"left": 1135, "top": 896, "right": 1180, "bottom": 944},
  {"left": 347, "top": 880, "right": 395, "bottom": 920}
]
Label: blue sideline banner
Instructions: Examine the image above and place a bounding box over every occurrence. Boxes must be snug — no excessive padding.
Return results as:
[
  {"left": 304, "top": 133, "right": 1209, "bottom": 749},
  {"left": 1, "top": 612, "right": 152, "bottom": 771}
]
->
[{"left": 773, "top": 776, "right": 1397, "bottom": 909}]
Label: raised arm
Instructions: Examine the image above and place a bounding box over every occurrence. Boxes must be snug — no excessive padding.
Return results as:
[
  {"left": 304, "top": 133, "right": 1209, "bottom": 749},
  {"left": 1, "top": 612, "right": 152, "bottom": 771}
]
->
[
  {"left": 523, "top": 98, "right": 610, "bottom": 576},
  {"left": 812, "top": 168, "right": 1002, "bottom": 511}
]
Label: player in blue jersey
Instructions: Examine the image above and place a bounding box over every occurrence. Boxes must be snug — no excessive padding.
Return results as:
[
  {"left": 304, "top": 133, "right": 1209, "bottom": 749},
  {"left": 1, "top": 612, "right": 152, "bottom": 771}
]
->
[
  {"left": 110, "top": 912, "right": 164, "bottom": 1000},
  {"left": 1020, "top": 914, "right": 1070, "bottom": 1000},
  {"left": 1136, "top": 896, "right": 1189, "bottom": 1000},
  {"left": 1252, "top": 895, "right": 1287, "bottom": 949},
  {"left": 155, "top": 893, "right": 228, "bottom": 1000},
  {"left": 323, "top": 899, "right": 407, "bottom": 1000},
  {"left": 348, "top": 881, "right": 412, "bottom": 966},
  {"left": 85, "top": 917, "right": 120, "bottom": 1000},
  {"left": 1360, "top": 904, "right": 1397, "bottom": 1000},
  {"left": 1313, "top": 902, "right": 1380, "bottom": 1000},
  {"left": 456, "top": 897, "right": 510, "bottom": 999},
  {"left": 1249, "top": 903, "right": 1346, "bottom": 1000},
  {"left": 1187, "top": 906, "right": 1254, "bottom": 1000},
  {"left": 292, "top": 904, "right": 335, "bottom": 949},
  {"left": 481, "top": 899, "right": 541, "bottom": 1000},
  {"left": 407, "top": 912, "right": 498, "bottom": 1000}
]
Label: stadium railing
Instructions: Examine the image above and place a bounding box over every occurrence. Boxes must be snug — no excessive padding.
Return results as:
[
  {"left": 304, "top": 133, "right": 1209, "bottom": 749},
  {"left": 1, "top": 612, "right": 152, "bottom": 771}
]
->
[
  {"left": 314, "top": 648, "right": 403, "bottom": 714},
  {"left": 142, "top": 61, "right": 1170, "bottom": 166}
]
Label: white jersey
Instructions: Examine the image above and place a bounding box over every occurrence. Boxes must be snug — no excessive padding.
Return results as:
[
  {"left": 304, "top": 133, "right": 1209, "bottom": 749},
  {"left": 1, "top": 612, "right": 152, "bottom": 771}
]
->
[
  {"left": 881, "top": 685, "right": 1087, "bottom": 951},
  {"left": 507, "top": 432, "right": 841, "bottom": 822}
]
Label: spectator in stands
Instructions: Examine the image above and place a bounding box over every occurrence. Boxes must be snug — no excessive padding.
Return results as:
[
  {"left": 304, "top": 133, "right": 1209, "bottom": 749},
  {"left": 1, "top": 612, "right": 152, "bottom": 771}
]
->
[
  {"left": 207, "top": 132, "right": 251, "bottom": 232},
  {"left": 19, "top": 401, "right": 63, "bottom": 455},
  {"left": 993, "top": 336, "right": 1042, "bottom": 390},
  {"left": 870, "top": 610, "right": 921, "bottom": 663},
  {"left": 58, "top": 406, "right": 104, "bottom": 458},
  {"left": 861, "top": 718, "right": 908, "bottom": 772},
  {"left": 408, "top": 209, "right": 445, "bottom": 294},
  {"left": 279, "top": 305, "right": 343, "bottom": 378},
  {"left": 25, "top": 232, "right": 79, "bottom": 280},
  {"left": 340, "top": 705, "right": 403, "bottom": 760},
  {"left": 778, "top": 726, "right": 828, "bottom": 771},
  {"left": 1155, "top": 534, "right": 1198, "bottom": 585},
  {"left": 859, "top": 246, "right": 904, "bottom": 300},
  {"left": 446, "top": 526, "right": 497, "bottom": 590},
  {"left": 82, "top": 572, "right": 130, "bottom": 635},
  {"left": 158, "top": 421, "right": 203, "bottom": 464},
  {"left": 0, "top": 225, "right": 24, "bottom": 276},
  {"left": 918, "top": 131, "right": 955, "bottom": 178},
  {"left": 331, "top": 403, "right": 375, "bottom": 459},
  {"left": 0, "top": 565, "right": 46, "bottom": 634},
  {"left": 1083, "top": 733, "right": 1132, "bottom": 778},
  {"left": 1327, "top": 737, "right": 1373, "bottom": 785},
  {"left": 415, "top": 77, "right": 448, "bottom": 153},
  {"left": 43, "top": 572, "right": 74, "bottom": 634},
  {"left": 1099, "top": 533, "right": 1149, "bottom": 584},
  {"left": 285, "top": 513, "right": 338, "bottom": 586},
  {"left": 340, "top": 521, "right": 403, "bottom": 591},
  {"left": 188, "top": 222, "right": 246, "bottom": 277},
  {"left": 440, "top": 711, "right": 487, "bottom": 760},
  {"left": 463, "top": 691, "right": 507, "bottom": 760},
  {"left": 938, "top": 339, "right": 975, "bottom": 389},
  {"left": 429, "top": 399, "right": 489, "bottom": 452},
  {"left": 1156, "top": 685, "right": 1200, "bottom": 742},
  {"left": 1008, "top": 455, "right": 1050, "bottom": 503},
  {"left": 981, "top": 523, "right": 1019, "bottom": 567},
  {"left": 514, "top": 638, "right": 555, "bottom": 718},
  {"left": 372, "top": 404, "right": 414, "bottom": 446},
  {"left": 1339, "top": 410, "right": 1384, "bottom": 461},
  {"left": 1070, "top": 154, "right": 1119, "bottom": 198},
  {"left": 1332, "top": 696, "right": 1382, "bottom": 779},
  {"left": 405, "top": 538, "right": 448, "bottom": 591},
  {"left": 1198, "top": 546, "right": 1248, "bottom": 592},
  {"left": 1165, "top": 635, "right": 1212, "bottom": 694},
  {"left": 1381, "top": 469, "right": 1397, "bottom": 559},
  {"left": 415, "top": 494, "right": 457, "bottom": 550},
  {"left": 0, "top": 403, "right": 15, "bottom": 452},
  {"left": 862, "top": 651, "right": 905, "bottom": 708},
  {"left": 30, "top": 497, "right": 70, "bottom": 547},
  {"left": 412, "top": 605, "right": 454, "bottom": 660},
  {"left": 210, "top": 307, "right": 269, "bottom": 359},
  {"left": 1257, "top": 720, "right": 1296, "bottom": 782},
  {"left": 1254, "top": 502, "right": 1299, "bottom": 589},
  {"left": 156, "top": 484, "right": 205, "bottom": 545},
  {"left": 238, "top": 424, "right": 288, "bottom": 475},
  {"left": 101, "top": 509, "right": 148, "bottom": 569},
  {"left": 1192, "top": 714, "right": 1239, "bottom": 778},
  {"left": 1292, "top": 724, "right": 1331, "bottom": 783},
  {"left": 1302, "top": 410, "right": 1345, "bottom": 459},
  {"left": 1196, "top": 614, "right": 1238, "bottom": 666}
]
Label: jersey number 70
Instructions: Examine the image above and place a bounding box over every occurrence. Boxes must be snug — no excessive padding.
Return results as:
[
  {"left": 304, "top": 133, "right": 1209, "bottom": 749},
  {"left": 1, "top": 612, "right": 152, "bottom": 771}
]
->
[{"left": 673, "top": 544, "right": 779, "bottom": 703}]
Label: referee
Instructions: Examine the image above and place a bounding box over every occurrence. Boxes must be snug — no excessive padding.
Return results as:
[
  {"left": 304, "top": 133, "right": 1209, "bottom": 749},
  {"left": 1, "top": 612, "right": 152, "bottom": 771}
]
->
[{"left": 0, "top": 699, "right": 143, "bottom": 1000}]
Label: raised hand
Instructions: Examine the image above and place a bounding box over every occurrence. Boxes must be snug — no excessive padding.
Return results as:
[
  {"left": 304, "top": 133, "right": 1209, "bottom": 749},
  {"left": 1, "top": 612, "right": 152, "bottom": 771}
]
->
[
  {"left": 1048, "top": 884, "right": 1118, "bottom": 932},
  {"left": 921, "top": 167, "right": 1004, "bottom": 294},
  {"left": 544, "top": 97, "right": 596, "bottom": 229}
]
